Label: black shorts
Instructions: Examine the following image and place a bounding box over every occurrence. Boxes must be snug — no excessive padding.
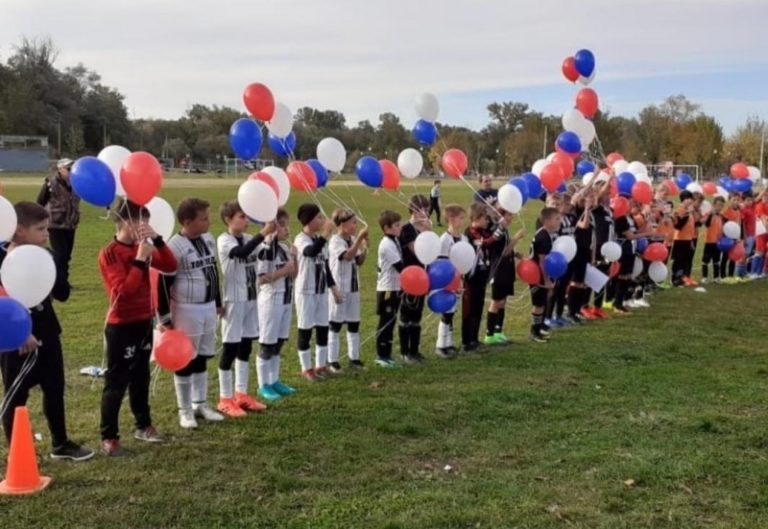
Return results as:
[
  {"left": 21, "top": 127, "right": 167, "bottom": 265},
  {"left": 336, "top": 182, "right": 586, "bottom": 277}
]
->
[
  {"left": 569, "top": 256, "right": 589, "bottom": 283},
  {"left": 618, "top": 254, "right": 635, "bottom": 276},
  {"left": 376, "top": 291, "right": 401, "bottom": 317},
  {"left": 530, "top": 285, "right": 549, "bottom": 307},
  {"left": 702, "top": 242, "right": 721, "bottom": 263},
  {"left": 490, "top": 258, "right": 516, "bottom": 299}
]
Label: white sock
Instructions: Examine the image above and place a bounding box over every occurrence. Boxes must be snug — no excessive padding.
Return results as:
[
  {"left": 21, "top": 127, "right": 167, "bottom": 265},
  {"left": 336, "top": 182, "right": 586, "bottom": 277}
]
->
[
  {"left": 298, "top": 349, "right": 312, "bottom": 371},
  {"left": 218, "top": 369, "right": 233, "bottom": 399},
  {"left": 436, "top": 322, "right": 449, "bottom": 349},
  {"left": 328, "top": 330, "right": 340, "bottom": 363},
  {"left": 234, "top": 359, "right": 249, "bottom": 394},
  {"left": 445, "top": 320, "right": 453, "bottom": 347},
  {"left": 191, "top": 371, "right": 208, "bottom": 407},
  {"left": 256, "top": 357, "right": 270, "bottom": 388},
  {"left": 271, "top": 355, "right": 281, "bottom": 384},
  {"left": 347, "top": 332, "right": 360, "bottom": 361},
  {"left": 174, "top": 375, "right": 192, "bottom": 411},
  {"left": 315, "top": 345, "right": 328, "bottom": 368}
]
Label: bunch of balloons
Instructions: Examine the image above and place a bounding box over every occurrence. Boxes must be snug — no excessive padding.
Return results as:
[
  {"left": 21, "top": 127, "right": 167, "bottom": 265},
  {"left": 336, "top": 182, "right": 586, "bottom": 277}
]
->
[
  {"left": 561, "top": 48, "right": 596, "bottom": 85},
  {"left": 412, "top": 93, "right": 439, "bottom": 146},
  {"left": 356, "top": 150, "right": 423, "bottom": 190}
]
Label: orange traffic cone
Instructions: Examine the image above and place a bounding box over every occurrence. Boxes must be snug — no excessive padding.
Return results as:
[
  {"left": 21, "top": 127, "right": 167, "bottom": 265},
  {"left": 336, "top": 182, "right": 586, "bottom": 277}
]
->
[{"left": 0, "top": 406, "right": 52, "bottom": 495}]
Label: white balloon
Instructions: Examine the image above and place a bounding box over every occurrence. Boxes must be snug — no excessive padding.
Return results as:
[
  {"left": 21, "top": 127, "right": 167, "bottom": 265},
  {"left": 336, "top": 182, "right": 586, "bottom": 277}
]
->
[
  {"left": 266, "top": 102, "right": 293, "bottom": 138},
  {"left": 612, "top": 160, "right": 629, "bottom": 174},
  {"left": 648, "top": 261, "right": 668, "bottom": 284},
  {"left": 261, "top": 166, "right": 291, "bottom": 206},
  {"left": 631, "top": 256, "right": 644, "bottom": 279},
  {"left": 578, "top": 71, "right": 596, "bottom": 85},
  {"left": 700, "top": 200, "right": 712, "bottom": 216},
  {"left": 600, "top": 241, "right": 622, "bottom": 263},
  {"left": 582, "top": 172, "right": 595, "bottom": 186},
  {"left": 576, "top": 119, "right": 596, "bottom": 148},
  {"left": 635, "top": 172, "right": 652, "bottom": 186},
  {"left": 449, "top": 241, "right": 475, "bottom": 274},
  {"left": 686, "top": 182, "right": 703, "bottom": 194},
  {"left": 146, "top": 197, "right": 176, "bottom": 241},
  {"left": 0, "top": 195, "right": 17, "bottom": 243},
  {"left": 98, "top": 145, "right": 131, "bottom": 197},
  {"left": 414, "top": 93, "right": 439, "bottom": 123},
  {"left": 546, "top": 152, "right": 557, "bottom": 163},
  {"left": 627, "top": 161, "right": 648, "bottom": 177},
  {"left": 532, "top": 159, "right": 548, "bottom": 177},
  {"left": 238, "top": 180, "right": 278, "bottom": 223},
  {"left": 562, "top": 109, "right": 586, "bottom": 133},
  {"left": 723, "top": 220, "right": 741, "bottom": 240},
  {"left": 595, "top": 171, "right": 610, "bottom": 183},
  {"left": 316, "top": 137, "right": 347, "bottom": 173},
  {"left": 497, "top": 184, "right": 523, "bottom": 214},
  {"left": 414, "top": 231, "right": 441, "bottom": 266},
  {"left": 397, "top": 148, "right": 423, "bottom": 179},
  {"left": 715, "top": 185, "right": 729, "bottom": 200},
  {"left": 1, "top": 245, "right": 56, "bottom": 308},
  {"left": 748, "top": 165, "right": 761, "bottom": 180},
  {"left": 553, "top": 235, "right": 577, "bottom": 262}
]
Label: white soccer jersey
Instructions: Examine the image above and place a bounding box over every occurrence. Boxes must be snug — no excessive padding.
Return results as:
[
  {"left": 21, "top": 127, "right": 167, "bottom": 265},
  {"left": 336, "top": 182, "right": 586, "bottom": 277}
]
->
[
  {"left": 377, "top": 235, "right": 402, "bottom": 292},
  {"left": 256, "top": 239, "right": 293, "bottom": 303},
  {"left": 217, "top": 232, "right": 259, "bottom": 303},
  {"left": 165, "top": 233, "right": 220, "bottom": 305},
  {"left": 329, "top": 234, "right": 361, "bottom": 295},
  {"left": 439, "top": 231, "right": 468, "bottom": 259},
  {"left": 294, "top": 232, "right": 330, "bottom": 294}
]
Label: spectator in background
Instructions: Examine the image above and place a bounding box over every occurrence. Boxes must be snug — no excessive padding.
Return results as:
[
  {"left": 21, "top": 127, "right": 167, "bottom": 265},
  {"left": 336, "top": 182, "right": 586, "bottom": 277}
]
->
[
  {"left": 37, "top": 158, "right": 80, "bottom": 281},
  {"left": 474, "top": 175, "right": 498, "bottom": 206}
]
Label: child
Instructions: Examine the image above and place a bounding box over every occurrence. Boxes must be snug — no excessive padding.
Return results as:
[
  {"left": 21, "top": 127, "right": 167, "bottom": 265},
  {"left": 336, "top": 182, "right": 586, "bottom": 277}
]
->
[
  {"left": 613, "top": 203, "right": 643, "bottom": 313},
  {"left": 546, "top": 193, "right": 576, "bottom": 327},
  {"left": 294, "top": 204, "right": 341, "bottom": 381},
  {"left": 567, "top": 192, "right": 595, "bottom": 320},
  {"left": 754, "top": 190, "right": 768, "bottom": 277},
  {"left": 485, "top": 206, "right": 524, "bottom": 345},
  {"left": 398, "top": 195, "right": 432, "bottom": 363},
  {"left": 435, "top": 204, "right": 467, "bottom": 358},
  {"left": 429, "top": 180, "right": 442, "bottom": 227},
  {"left": 158, "top": 198, "right": 225, "bottom": 429},
  {"left": 701, "top": 197, "right": 725, "bottom": 283},
  {"left": 98, "top": 199, "right": 178, "bottom": 456},
  {"left": 671, "top": 190, "right": 699, "bottom": 287},
  {"left": 738, "top": 191, "right": 757, "bottom": 278},
  {"left": 0, "top": 202, "right": 93, "bottom": 460},
  {"left": 530, "top": 207, "right": 560, "bottom": 342},
  {"left": 721, "top": 194, "right": 743, "bottom": 282},
  {"left": 327, "top": 209, "right": 369, "bottom": 372},
  {"left": 216, "top": 201, "right": 274, "bottom": 417},
  {"left": 375, "top": 210, "right": 404, "bottom": 367},
  {"left": 255, "top": 208, "right": 298, "bottom": 401},
  {"left": 586, "top": 179, "right": 616, "bottom": 317}
]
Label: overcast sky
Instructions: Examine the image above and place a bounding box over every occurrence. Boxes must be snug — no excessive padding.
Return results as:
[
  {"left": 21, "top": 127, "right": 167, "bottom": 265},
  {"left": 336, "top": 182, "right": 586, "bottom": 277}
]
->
[{"left": 2, "top": 0, "right": 767, "bottom": 133}]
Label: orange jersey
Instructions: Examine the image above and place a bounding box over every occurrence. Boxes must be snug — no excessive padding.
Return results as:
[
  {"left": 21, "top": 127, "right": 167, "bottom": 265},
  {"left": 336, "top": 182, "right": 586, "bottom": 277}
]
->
[
  {"left": 656, "top": 221, "right": 675, "bottom": 246},
  {"left": 723, "top": 207, "right": 742, "bottom": 224},
  {"left": 705, "top": 213, "right": 723, "bottom": 244},
  {"left": 673, "top": 206, "right": 696, "bottom": 241}
]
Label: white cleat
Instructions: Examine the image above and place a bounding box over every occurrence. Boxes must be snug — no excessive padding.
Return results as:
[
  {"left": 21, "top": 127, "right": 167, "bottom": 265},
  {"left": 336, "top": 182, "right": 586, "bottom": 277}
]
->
[
  {"left": 179, "top": 409, "right": 198, "bottom": 429},
  {"left": 193, "top": 403, "right": 225, "bottom": 422}
]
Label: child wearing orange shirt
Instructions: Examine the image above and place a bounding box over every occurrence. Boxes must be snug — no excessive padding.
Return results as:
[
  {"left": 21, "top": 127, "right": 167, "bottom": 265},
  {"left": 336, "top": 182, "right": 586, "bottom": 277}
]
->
[
  {"left": 671, "top": 190, "right": 699, "bottom": 287},
  {"left": 701, "top": 197, "right": 725, "bottom": 283},
  {"left": 754, "top": 191, "right": 768, "bottom": 277},
  {"left": 721, "top": 195, "right": 742, "bottom": 279}
]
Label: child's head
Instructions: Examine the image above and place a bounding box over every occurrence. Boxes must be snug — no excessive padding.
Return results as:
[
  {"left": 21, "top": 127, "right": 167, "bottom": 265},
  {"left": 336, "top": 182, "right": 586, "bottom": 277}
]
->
[
  {"left": 13, "top": 201, "right": 49, "bottom": 246},
  {"left": 679, "top": 190, "right": 694, "bottom": 206},
  {"left": 408, "top": 194, "right": 430, "bottom": 218},
  {"left": 378, "top": 210, "right": 402, "bottom": 237},
  {"left": 713, "top": 196, "right": 726, "bottom": 212},
  {"left": 332, "top": 208, "right": 358, "bottom": 236},
  {"left": 559, "top": 193, "right": 573, "bottom": 214},
  {"left": 433, "top": 180, "right": 441, "bottom": 186},
  {"left": 114, "top": 199, "right": 150, "bottom": 243},
  {"left": 177, "top": 198, "right": 211, "bottom": 237},
  {"left": 275, "top": 208, "right": 290, "bottom": 241},
  {"left": 444, "top": 204, "right": 466, "bottom": 230},
  {"left": 540, "top": 207, "right": 561, "bottom": 232},
  {"left": 469, "top": 202, "right": 492, "bottom": 229},
  {"left": 743, "top": 190, "right": 754, "bottom": 206},
  {"left": 220, "top": 200, "right": 249, "bottom": 233},
  {"left": 480, "top": 175, "right": 493, "bottom": 189},
  {"left": 297, "top": 203, "right": 325, "bottom": 233}
]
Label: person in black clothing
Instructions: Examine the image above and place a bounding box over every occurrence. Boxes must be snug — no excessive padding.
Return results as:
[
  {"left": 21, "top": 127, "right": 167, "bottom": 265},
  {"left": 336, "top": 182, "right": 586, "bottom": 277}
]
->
[
  {"left": 37, "top": 159, "right": 80, "bottom": 282},
  {"left": 567, "top": 191, "right": 597, "bottom": 323},
  {"left": 546, "top": 193, "right": 576, "bottom": 326},
  {"left": 0, "top": 202, "right": 93, "bottom": 461},
  {"left": 588, "top": 188, "right": 616, "bottom": 317},
  {"left": 429, "top": 180, "right": 442, "bottom": 227},
  {"left": 530, "top": 207, "right": 561, "bottom": 342},
  {"left": 474, "top": 175, "right": 499, "bottom": 205}
]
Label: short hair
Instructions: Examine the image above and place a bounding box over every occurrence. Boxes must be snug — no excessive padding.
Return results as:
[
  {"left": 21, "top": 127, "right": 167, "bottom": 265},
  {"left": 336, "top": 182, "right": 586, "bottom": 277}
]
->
[
  {"left": 219, "top": 200, "right": 243, "bottom": 224},
  {"left": 176, "top": 198, "right": 209, "bottom": 224},
  {"left": 713, "top": 196, "right": 726, "bottom": 205},
  {"left": 378, "top": 210, "right": 401, "bottom": 230},
  {"left": 113, "top": 198, "right": 149, "bottom": 224},
  {"left": 408, "top": 194, "right": 430, "bottom": 213},
  {"left": 14, "top": 201, "right": 48, "bottom": 227},
  {"left": 433, "top": 180, "right": 441, "bottom": 185},
  {"left": 469, "top": 202, "right": 491, "bottom": 221},
  {"left": 540, "top": 207, "right": 559, "bottom": 223},
  {"left": 276, "top": 207, "right": 289, "bottom": 223},
  {"left": 332, "top": 208, "right": 356, "bottom": 226},
  {"left": 444, "top": 204, "right": 466, "bottom": 219}
]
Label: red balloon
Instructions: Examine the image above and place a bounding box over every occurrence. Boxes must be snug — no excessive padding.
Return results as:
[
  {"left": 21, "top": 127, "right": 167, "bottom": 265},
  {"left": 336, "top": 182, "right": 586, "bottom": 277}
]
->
[
  {"left": 562, "top": 56, "right": 579, "bottom": 83},
  {"left": 611, "top": 196, "right": 630, "bottom": 218},
  {"left": 540, "top": 163, "right": 565, "bottom": 193},
  {"left": 401, "top": 265, "right": 429, "bottom": 296},
  {"left": 663, "top": 179, "right": 679, "bottom": 196},
  {"left": 609, "top": 177, "right": 618, "bottom": 198},
  {"left": 442, "top": 149, "right": 468, "bottom": 178},
  {"left": 154, "top": 329, "right": 194, "bottom": 371},
  {"left": 643, "top": 242, "right": 668, "bottom": 262},
  {"left": 555, "top": 144, "right": 580, "bottom": 160},
  {"left": 120, "top": 151, "right": 163, "bottom": 206},
  {"left": 575, "top": 88, "right": 599, "bottom": 118},
  {"left": 729, "top": 241, "right": 745, "bottom": 261},
  {"left": 0, "top": 285, "right": 6, "bottom": 297},
  {"left": 249, "top": 171, "right": 279, "bottom": 198},
  {"left": 551, "top": 152, "right": 575, "bottom": 177},
  {"left": 516, "top": 258, "right": 541, "bottom": 286},
  {"left": 609, "top": 261, "right": 621, "bottom": 278},
  {"left": 731, "top": 162, "right": 749, "bottom": 179},
  {"left": 379, "top": 159, "right": 400, "bottom": 190},
  {"left": 243, "top": 83, "right": 275, "bottom": 122},
  {"left": 286, "top": 161, "right": 317, "bottom": 192},
  {"left": 605, "top": 152, "right": 624, "bottom": 167},
  {"left": 702, "top": 182, "right": 717, "bottom": 196},
  {"left": 631, "top": 181, "right": 653, "bottom": 205},
  {"left": 445, "top": 270, "right": 462, "bottom": 293}
]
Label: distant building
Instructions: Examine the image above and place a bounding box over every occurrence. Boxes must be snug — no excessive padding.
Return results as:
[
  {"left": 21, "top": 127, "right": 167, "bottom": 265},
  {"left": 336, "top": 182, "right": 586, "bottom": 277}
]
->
[{"left": 0, "top": 135, "right": 50, "bottom": 172}]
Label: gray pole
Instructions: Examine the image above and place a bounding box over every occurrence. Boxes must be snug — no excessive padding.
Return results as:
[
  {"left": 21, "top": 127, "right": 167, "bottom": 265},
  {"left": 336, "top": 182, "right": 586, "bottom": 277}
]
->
[
  {"left": 760, "top": 122, "right": 766, "bottom": 176},
  {"left": 542, "top": 125, "right": 548, "bottom": 158}
]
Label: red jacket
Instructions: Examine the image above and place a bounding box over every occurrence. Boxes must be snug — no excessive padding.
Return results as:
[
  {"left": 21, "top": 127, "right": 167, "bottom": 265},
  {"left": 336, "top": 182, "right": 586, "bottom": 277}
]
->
[{"left": 98, "top": 238, "right": 177, "bottom": 324}]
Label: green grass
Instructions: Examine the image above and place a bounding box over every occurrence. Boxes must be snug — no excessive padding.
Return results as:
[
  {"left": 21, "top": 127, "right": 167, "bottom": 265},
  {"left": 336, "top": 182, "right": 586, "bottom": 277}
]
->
[{"left": 1, "top": 177, "right": 767, "bottom": 528}]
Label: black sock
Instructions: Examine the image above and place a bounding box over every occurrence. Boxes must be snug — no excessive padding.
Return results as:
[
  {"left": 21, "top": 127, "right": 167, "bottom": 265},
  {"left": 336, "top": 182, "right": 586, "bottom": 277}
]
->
[
  {"left": 486, "top": 312, "right": 497, "bottom": 336},
  {"left": 496, "top": 308, "right": 505, "bottom": 334}
]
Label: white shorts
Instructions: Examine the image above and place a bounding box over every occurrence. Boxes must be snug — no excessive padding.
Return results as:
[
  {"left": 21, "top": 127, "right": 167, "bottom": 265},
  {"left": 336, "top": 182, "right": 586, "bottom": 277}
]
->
[
  {"left": 295, "top": 292, "right": 329, "bottom": 329},
  {"left": 258, "top": 297, "right": 292, "bottom": 345},
  {"left": 329, "top": 291, "right": 361, "bottom": 323},
  {"left": 172, "top": 302, "right": 217, "bottom": 358},
  {"left": 221, "top": 300, "right": 259, "bottom": 343}
]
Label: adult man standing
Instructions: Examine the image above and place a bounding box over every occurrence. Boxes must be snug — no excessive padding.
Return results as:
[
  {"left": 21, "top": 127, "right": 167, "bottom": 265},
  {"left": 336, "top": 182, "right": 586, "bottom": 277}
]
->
[
  {"left": 37, "top": 158, "right": 80, "bottom": 279},
  {"left": 474, "top": 174, "right": 498, "bottom": 205}
]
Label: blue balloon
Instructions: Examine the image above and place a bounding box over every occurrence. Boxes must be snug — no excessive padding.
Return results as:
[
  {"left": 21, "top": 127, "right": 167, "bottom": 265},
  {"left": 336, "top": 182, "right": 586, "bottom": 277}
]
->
[
  {"left": 70, "top": 156, "right": 116, "bottom": 208},
  {"left": 268, "top": 131, "right": 296, "bottom": 158},
  {"left": 509, "top": 177, "right": 530, "bottom": 204},
  {"left": 428, "top": 260, "right": 455, "bottom": 290},
  {"left": 574, "top": 49, "right": 596, "bottom": 78},
  {"left": 412, "top": 119, "right": 437, "bottom": 146},
  {"left": 676, "top": 173, "right": 692, "bottom": 191},
  {"left": 636, "top": 237, "right": 649, "bottom": 253},
  {"left": 556, "top": 131, "right": 581, "bottom": 154},
  {"left": 544, "top": 251, "right": 568, "bottom": 279},
  {"left": 523, "top": 172, "right": 543, "bottom": 200},
  {"left": 732, "top": 178, "right": 753, "bottom": 193},
  {"left": 229, "top": 118, "right": 263, "bottom": 160},
  {"left": 0, "top": 297, "right": 32, "bottom": 353},
  {"left": 557, "top": 181, "right": 567, "bottom": 193},
  {"left": 306, "top": 159, "right": 328, "bottom": 188},
  {"left": 617, "top": 172, "right": 636, "bottom": 196},
  {"left": 717, "top": 237, "right": 735, "bottom": 252},
  {"left": 576, "top": 160, "right": 595, "bottom": 176},
  {"left": 427, "top": 289, "right": 457, "bottom": 314},
  {"left": 355, "top": 156, "right": 383, "bottom": 187},
  {"left": 719, "top": 176, "right": 732, "bottom": 191}
]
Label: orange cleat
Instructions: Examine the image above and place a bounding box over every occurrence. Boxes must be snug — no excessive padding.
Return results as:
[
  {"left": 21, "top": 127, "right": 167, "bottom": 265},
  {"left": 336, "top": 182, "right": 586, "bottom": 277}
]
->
[
  {"left": 580, "top": 307, "right": 598, "bottom": 320},
  {"left": 217, "top": 398, "right": 247, "bottom": 418},
  {"left": 592, "top": 307, "right": 611, "bottom": 319},
  {"left": 301, "top": 369, "right": 319, "bottom": 382},
  {"left": 234, "top": 392, "right": 267, "bottom": 412}
]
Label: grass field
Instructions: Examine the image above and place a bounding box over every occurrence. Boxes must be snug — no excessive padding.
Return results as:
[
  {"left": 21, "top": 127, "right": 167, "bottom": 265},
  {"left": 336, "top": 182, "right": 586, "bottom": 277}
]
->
[{"left": 1, "top": 176, "right": 767, "bottom": 529}]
